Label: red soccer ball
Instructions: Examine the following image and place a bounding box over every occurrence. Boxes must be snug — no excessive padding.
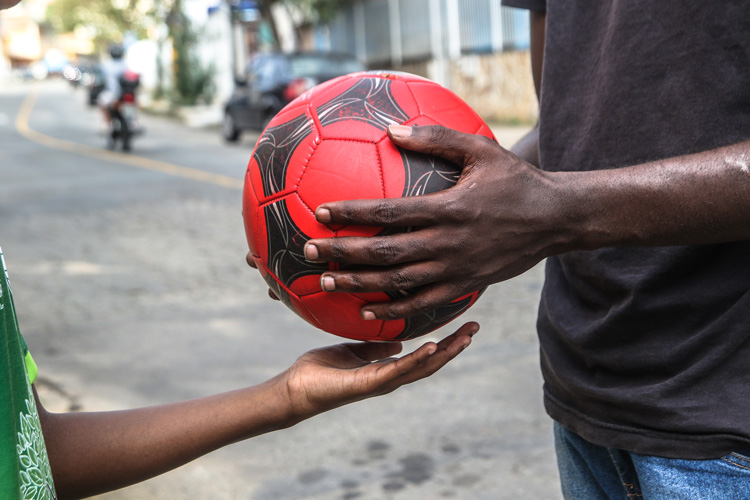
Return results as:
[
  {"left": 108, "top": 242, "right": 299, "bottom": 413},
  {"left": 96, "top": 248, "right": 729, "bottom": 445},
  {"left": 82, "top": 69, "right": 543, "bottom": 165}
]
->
[{"left": 243, "top": 71, "right": 492, "bottom": 341}]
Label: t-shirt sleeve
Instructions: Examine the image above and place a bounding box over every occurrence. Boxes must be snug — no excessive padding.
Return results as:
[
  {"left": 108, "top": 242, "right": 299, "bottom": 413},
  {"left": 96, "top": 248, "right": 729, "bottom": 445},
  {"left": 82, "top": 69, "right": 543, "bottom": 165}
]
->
[
  {"left": 502, "top": 0, "right": 546, "bottom": 12},
  {"left": 1, "top": 249, "right": 39, "bottom": 385}
]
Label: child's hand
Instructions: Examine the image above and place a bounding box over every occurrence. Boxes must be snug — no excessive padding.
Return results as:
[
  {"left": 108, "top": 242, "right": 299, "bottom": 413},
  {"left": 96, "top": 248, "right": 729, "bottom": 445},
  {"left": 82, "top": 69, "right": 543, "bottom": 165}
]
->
[
  {"left": 38, "top": 321, "right": 477, "bottom": 499},
  {"left": 277, "top": 322, "right": 479, "bottom": 422}
]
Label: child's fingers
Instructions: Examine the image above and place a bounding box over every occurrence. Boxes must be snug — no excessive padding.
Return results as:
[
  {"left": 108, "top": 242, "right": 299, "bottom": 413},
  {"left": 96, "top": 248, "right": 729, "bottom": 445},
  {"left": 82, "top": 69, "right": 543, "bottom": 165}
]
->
[{"left": 377, "top": 322, "right": 479, "bottom": 385}]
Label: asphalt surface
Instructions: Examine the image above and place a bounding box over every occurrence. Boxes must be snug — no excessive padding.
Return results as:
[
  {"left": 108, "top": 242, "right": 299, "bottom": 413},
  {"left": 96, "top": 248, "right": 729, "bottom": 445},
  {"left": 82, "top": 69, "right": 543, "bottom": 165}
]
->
[{"left": 0, "top": 79, "right": 562, "bottom": 500}]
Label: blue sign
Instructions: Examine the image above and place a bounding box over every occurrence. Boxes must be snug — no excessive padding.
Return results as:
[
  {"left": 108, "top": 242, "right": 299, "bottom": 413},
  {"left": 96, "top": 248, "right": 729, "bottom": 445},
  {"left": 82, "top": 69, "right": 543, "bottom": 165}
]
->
[{"left": 229, "top": 0, "right": 260, "bottom": 21}]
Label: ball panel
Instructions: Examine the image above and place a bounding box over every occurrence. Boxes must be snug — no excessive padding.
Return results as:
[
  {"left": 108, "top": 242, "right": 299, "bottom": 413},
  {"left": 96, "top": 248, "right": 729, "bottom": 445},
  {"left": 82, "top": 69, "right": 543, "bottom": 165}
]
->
[
  {"left": 285, "top": 76, "right": 345, "bottom": 110},
  {"left": 407, "top": 82, "right": 491, "bottom": 136},
  {"left": 249, "top": 108, "right": 318, "bottom": 203},
  {"left": 390, "top": 291, "right": 480, "bottom": 341},
  {"left": 313, "top": 75, "right": 418, "bottom": 143},
  {"left": 300, "top": 291, "right": 387, "bottom": 341},
  {"left": 377, "top": 135, "right": 462, "bottom": 200},
  {"left": 401, "top": 152, "right": 462, "bottom": 197},
  {"left": 242, "top": 171, "right": 263, "bottom": 258},
  {"left": 375, "top": 138, "right": 406, "bottom": 200},
  {"left": 359, "top": 71, "right": 433, "bottom": 87},
  {"left": 288, "top": 273, "right": 324, "bottom": 297},
  {"left": 260, "top": 193, "right": 340, "bottom": 298},
  {"left": 268, "top": 99, "right": 313, "bottom": 123},
  {"left": 255, "top": 258, "right": 322, "bottom": 329},
  {"left": 304, "top": 74, "right": 359, "bottom": 108},
  {"left": 421, "top": 107, "right": 489, "bottom": 136},
  {"left": 403, "top": 113, "right": 494, "bottom": 144},
  {"left": 282, "top": 193, "right": 337, "bottom": 240},
  {"left": 379, "top": 319, "right": 409, "bottom": 341},
  {"left": 406, "top": 81, "right": 471, "bottom": 114},
  {"left": 261, "top": 196, "right": 330, "bottom": 290},
  {"left": 297, "top": 139, "right": 385, "bottom": 235},
  {"left": 376, "top": 291, "right": 483, "bottom": 341}
]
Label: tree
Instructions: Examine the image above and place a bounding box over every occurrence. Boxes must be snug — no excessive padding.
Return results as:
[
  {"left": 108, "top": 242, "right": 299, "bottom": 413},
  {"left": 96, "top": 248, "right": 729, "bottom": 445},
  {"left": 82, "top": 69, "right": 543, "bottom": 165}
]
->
[
  {"left": 166, "top": 0, "right": 215, "bottom": 106},
  {"left": 257, "top": 0, "right": 354, "bottom": 49},
  {"left": 46, "top": 0, "right": 162, "bottom": 53},
  {"left": 286, "top": 0, "right": 354, "bottom": 24}
]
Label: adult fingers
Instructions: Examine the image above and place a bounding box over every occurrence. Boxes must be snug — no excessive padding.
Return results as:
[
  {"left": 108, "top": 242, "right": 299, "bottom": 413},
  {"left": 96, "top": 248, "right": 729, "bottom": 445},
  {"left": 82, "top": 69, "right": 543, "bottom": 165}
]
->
[
  {"left": 359, "top": 281, "right": 468, "bottom": 320},
  {"left": 314, "top": 192, "right": 448, "bottom": 228},
  {"left": 305, "top": 231, "right": 441, "bottom": 267},
  {"left": 312, "top": 127, "right": 499, "bottom": 228},
  {"left": 388, "top": 124, "right": 495, "bottom": 168},
  {"left": 316, "top": 260, "right": 450, "bottom": 296},
  {"left": 313, "top": 128, "right": 498, "bottom": 229}
]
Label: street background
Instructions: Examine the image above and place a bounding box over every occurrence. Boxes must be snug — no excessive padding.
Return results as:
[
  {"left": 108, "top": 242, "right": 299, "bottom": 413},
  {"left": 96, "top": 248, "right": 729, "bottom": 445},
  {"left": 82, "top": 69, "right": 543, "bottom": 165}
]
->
[{"left": 1, "top": 80, "right": 562, "bottom": 500}]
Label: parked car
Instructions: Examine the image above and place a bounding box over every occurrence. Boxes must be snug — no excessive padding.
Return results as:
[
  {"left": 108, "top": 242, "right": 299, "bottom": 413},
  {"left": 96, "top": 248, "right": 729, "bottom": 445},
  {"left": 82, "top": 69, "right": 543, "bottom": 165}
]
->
[{"left": 222, "top": 51, "right": 365, "bottom": 142}]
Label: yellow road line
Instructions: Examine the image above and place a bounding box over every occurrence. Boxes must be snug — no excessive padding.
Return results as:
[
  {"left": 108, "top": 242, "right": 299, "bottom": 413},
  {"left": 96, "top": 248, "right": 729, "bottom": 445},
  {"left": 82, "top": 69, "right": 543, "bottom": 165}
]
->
[{"left": 14, "top": 88, "right": 243, "bottom": 190}]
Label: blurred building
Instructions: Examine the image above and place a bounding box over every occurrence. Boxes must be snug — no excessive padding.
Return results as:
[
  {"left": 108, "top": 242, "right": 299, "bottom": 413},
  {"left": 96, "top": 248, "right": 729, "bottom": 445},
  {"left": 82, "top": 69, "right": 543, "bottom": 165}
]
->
[
  {"left": 0, "top": 2, "right": 43, "bottom": 79},
  {"left": 323, "top": 0, "right": 537, "bottom": 123},
  {"left": 230, "top": 0, "right": 537, "bottom": 123},
  {"left": 1, "top": 0, "right": 535, "bottom": 125}
]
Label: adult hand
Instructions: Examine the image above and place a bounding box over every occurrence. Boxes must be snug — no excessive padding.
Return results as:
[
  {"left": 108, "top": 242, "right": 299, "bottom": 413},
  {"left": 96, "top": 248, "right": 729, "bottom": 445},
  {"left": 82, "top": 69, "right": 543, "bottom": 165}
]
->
[
  {"left": 303, "top": 124, "right": 570, "bottom": 320},
  {"left": 280, "top": 321, "right": 479, "bottom": 421}
]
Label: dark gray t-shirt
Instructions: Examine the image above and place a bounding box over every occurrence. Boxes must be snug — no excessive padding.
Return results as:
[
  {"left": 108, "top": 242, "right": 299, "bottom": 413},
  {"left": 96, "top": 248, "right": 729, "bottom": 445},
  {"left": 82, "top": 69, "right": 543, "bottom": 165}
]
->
[{"left": 504, "top": 0, "right": 750, "bottom": 459}]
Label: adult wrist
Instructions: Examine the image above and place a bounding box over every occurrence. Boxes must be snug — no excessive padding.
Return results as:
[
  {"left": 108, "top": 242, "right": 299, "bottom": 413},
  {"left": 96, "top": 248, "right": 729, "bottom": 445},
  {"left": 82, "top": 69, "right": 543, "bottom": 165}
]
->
[{"left": 542, "top": 169, "right": 608, "bottom": 254}]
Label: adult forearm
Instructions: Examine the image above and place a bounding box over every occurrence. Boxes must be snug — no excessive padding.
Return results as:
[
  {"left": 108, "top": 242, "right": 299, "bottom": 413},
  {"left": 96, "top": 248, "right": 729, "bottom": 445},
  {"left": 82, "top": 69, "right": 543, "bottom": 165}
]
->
[
  {"left": 299, "top": 127, "right": 750, "bottom": 320},
  {"left": 553, "top": 139, "right": 750, "bottom": 250},
  {"left": 38, "top": 377, "right": 294, "bottom": 500}
]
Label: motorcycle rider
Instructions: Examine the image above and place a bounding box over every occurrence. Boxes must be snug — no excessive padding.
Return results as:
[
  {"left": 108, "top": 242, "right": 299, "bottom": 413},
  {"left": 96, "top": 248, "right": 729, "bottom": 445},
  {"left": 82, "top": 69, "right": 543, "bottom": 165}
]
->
[
  {"left": 97, "top": 43, "right": 129, "bottom": 128},
  {"left": 98, "top": 43, "right": 141, "bottom": 150}
]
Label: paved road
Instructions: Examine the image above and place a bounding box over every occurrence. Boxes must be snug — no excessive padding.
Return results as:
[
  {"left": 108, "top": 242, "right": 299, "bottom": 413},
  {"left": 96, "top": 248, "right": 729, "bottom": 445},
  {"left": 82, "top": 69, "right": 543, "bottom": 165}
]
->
[{"left": 0, "top": 80, "right": 562, "bottom": 500}]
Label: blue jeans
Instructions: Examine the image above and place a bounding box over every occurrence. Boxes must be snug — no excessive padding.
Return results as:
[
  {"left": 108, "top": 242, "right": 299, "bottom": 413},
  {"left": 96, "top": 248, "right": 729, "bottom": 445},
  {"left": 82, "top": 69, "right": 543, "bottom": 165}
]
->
[{"left": 554, "top": 422, "right": 750, "bottom": 499}]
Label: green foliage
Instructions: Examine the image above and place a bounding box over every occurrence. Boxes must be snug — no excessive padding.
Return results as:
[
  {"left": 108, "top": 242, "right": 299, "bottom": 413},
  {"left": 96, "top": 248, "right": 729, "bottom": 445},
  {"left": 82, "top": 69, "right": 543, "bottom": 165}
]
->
[
  {"left": 253, "top": 0, "right": 353, "bottom": 49},
  {"left": 168, "top": 3, "right": 215, "bottom": 106},
  {"left": 46, "top": 0, "right": 157, "bottom": 52},
  {"left": 257, "top": 0, "right": 353, "bottom": 26},
  {"left": 287, "top": 0, "right": 354, "bottom": 24}
]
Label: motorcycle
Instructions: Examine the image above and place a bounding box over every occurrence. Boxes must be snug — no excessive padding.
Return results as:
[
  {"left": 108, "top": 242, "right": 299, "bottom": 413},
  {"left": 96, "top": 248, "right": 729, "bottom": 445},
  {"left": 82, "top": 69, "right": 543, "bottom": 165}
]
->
[{"left": 108, "top": 70, "right": 141, "bottom": 152}]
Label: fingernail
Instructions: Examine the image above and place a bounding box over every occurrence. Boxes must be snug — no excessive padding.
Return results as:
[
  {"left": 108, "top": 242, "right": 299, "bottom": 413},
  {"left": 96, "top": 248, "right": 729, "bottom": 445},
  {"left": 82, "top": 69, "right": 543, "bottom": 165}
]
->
[
  {"left": 362, "top": 310, "right": 376, "bottom": 321},
  {"left": 316, "top": 208, "right": 331, "bottom": 223},
  {"left": 389, "top": 124, "right": 412, "bottom": 138},
  {"left": 304, "top": 244, "right": 319, "bottom": 261},
  {"left": 321, "top": 275, "right": 335, "bottom": 291}
]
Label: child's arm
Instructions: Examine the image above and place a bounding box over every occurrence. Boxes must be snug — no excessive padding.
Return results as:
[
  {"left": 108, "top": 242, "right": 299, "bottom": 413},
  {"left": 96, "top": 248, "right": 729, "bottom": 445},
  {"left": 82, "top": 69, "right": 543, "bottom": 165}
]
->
[{"left": 38, "top": 322, "right": 478, "bottom": 500}]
